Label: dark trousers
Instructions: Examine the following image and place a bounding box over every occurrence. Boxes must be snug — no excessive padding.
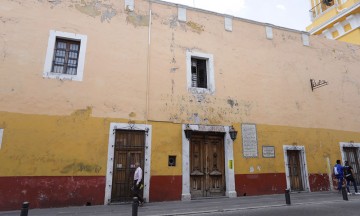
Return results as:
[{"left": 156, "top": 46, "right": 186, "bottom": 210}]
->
[
  {"left": 346, "top": 177, "right": 358, "bottom": 193},
  {"left": 133, "top": 180, "right": 144, "bottom": 203}
]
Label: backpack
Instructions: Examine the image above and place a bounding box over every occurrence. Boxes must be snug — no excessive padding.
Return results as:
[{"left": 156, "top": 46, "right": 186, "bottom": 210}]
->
[{"left": 334, "top": 165, "right": 339, "bottom": 176}]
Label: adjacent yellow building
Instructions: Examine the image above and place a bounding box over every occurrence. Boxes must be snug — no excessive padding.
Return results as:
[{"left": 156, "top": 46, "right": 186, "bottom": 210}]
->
[
  {"left": 1, "top": 0, "right": 360, "bottom": 211},
  {"left": 307, "top": 0, "right": 360, "bottom": 44}
]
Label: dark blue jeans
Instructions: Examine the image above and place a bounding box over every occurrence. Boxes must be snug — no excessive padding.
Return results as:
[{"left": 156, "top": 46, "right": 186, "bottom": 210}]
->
[{"left": 337, "top": 177, "right": 344, "bottom": 191}]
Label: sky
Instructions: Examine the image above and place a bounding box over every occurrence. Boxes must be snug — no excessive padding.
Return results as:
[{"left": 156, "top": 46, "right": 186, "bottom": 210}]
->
[{"left": 161, "top": 0, "right": 312, "bottom": 31}]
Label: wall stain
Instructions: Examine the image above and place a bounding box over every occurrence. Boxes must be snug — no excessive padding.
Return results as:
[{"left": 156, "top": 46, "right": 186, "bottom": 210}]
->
[
  {"left": 72, "top": 0, "right": 118, "bottom": 22},
  {"left": 75, "top": 0, "right": 101, "bottom": 18},
  {"left": 61, "top": 162, "right": 102, "bottom": 174},
  {"left": 227, "top": 99, "right": 237, "bottom": 108},
  {"left": 101, "top": 8, "right": 117, "bottom": 22},
  {"left": 186, "top": 21, "right": 204, "bottom": 34},
  {"left": 56, "top": 106, "right": 92, "bottom": 126},
  {"left": 161, "top": 94, "right": 253, "bottom": 124},
  {"left": 126, "top": 12, "right": 149, "bottom": 27}
]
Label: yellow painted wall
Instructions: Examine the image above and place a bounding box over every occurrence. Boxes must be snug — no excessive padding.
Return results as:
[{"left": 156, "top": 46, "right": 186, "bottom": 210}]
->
[
  {"left": 150, "top": 122, "right": 182, "bottom": 176},
  {"left": 338, "top": 28, "right": 360, "bottom": 45},
  {"left": 0, "top": 109, "right": 101, "bottom": 176},
  {"left": 306, "top": 5, "right": 339, "bottom": 32},
  {"left": 0, "top": 109, "right": 132, "bottom": 176},
  {"left": 0, "top": 109, "right": 183, "bottom": 177},
  {"left": 3, "top": 109, "right": 360, "bottom": 178},
  {"left": 233, "top": 124, "right": 360, "bottom": 175}
]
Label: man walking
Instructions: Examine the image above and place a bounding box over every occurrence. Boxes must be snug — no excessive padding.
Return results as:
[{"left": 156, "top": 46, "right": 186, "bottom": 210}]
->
[
  {"left": 334, "top": 160, "right": 344, "bottom": 192},
  {"left": 133, "top": 162, "right": 144, "bottom": 206},
  {"left": 344, "top": 161, "right": 360, "bottom": 195}
]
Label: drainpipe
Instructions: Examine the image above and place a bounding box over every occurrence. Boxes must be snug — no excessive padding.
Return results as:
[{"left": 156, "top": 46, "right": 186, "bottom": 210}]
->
[{"left": 145, "top": 1, "right": 152, "bottom": 126}]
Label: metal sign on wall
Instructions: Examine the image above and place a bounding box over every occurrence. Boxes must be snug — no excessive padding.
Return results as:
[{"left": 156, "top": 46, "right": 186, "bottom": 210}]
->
[
  {"left": 262, "top": 146, "right": 275, "bottom": 158},
  {"left": 241, "top": 124, "right": 258, "bottom": 158}
]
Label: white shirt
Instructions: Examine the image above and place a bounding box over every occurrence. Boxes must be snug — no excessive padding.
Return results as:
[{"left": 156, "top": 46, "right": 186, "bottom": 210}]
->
[{"left": 134, "top": 166, "right": 143, "bottom": 185}]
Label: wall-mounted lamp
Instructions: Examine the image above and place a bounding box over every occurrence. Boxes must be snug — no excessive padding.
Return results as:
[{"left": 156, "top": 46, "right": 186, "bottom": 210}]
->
[
  {"left": 184, "top": 124, "right": 192, "bottom": 140},
  {"left": 229, "top": 126, "right": 238, "bottom": 141}
]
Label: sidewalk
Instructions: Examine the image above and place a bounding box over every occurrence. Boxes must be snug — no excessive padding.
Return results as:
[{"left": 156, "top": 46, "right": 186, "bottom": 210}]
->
[{"left": 1, "top": 191, "right": 359, "bottom": 216}]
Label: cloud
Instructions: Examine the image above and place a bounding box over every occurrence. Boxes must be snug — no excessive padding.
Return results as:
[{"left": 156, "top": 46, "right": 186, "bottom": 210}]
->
[{"left": 276, "top": 4, "right": 286, "bottom": 11}]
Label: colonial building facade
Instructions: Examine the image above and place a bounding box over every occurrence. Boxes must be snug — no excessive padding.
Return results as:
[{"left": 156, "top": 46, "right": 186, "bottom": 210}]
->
[
  {"left": 1, "top": 0, "right": 360, "bottom": 211},
  {"left": 307, "top": 0, "right": 360, "bottom": 44}
]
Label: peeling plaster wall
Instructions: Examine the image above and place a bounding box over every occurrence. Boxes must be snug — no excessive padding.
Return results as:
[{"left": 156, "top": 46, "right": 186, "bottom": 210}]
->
[
  {"left": 1, "top": 0, "right": 360, "bottom": 131},
  {"left": 0, "top": 0, "right": 150, "bottom": 120},
  {"left": 147, "top": 2, "right": 360, "bottom": 132}
]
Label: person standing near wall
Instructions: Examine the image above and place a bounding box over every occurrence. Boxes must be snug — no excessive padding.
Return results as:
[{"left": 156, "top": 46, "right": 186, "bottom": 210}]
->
[
  {"left": 334, "top": 160, "right": 344, "bottom": 192},
  {"left": 133, "top": 162, "right": 144, "bottom": 206},
  {"left": 344, "top": 161, "right": 360, "bottom": 195}
]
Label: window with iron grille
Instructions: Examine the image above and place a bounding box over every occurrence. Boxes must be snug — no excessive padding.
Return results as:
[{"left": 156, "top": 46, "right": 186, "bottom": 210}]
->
[
  {"left": 52, "top": 39, "right": 80, "bottom": 75},
  {"left": 43, "top": 30, "right": 87, "bottom": 81},
  {"left": 191, "top": 58, "right": 207, "bottom": 88},
  {"left": 186, "top": 51, "right": 215, "bottom": 94}
]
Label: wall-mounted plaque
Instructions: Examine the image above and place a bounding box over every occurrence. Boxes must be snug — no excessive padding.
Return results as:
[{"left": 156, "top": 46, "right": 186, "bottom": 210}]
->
[
  {"left": 242, "top": 124, "right": 258, "bottom": 158},
  {"left": 262, "top": 146, "right": 275, "bottom": 158}
]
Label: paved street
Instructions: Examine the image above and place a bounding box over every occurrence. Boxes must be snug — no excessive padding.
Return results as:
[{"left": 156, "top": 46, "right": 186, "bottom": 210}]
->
[
  {"left": 1, "top": 191, "right": 359, "bottom": 216},
  {"left": 202, "top": 200, "right": 360, "bottom": 216}
]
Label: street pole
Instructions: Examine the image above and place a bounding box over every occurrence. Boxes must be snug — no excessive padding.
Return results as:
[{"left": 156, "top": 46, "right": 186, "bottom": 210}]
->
[{"left": 132, "top": 197, "right": 139, "bottom": 216}]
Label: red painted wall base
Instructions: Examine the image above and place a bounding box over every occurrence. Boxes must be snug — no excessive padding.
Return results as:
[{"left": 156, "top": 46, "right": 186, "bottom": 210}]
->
[
  {"left": 149, "top": 175, "right": 182, "bottom": 201},
  {"left": 235, "top": 173, "right": 287, "bottom": 196},
  {"left": 309, "top": 173, "right": 331, "bottom": 191},
  {"left": 0, "top": 176, "right": 105, "bottom": 211},
  {"left": 0, "top": 173, "right": 331, "bottom": 211}
]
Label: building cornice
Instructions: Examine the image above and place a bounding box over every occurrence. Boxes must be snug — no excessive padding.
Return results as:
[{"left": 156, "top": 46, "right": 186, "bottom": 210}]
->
[{"left": 151, "top": 0, "right": 307, "bottom": 34}]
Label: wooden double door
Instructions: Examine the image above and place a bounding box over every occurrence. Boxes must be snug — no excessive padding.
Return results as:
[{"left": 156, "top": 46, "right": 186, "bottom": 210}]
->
[
  {"left": 287, "top": 150, "right": 304, "bottom": 191},
  {"left": 190, "top": 132, "right": 225, "bottom": 198},
  {"left": 111, "top": 130, "right": 145, "bottom": 202}
]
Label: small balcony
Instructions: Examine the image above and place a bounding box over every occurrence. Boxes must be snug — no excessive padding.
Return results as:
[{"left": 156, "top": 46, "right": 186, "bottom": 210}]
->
[{"left": 309, "top": 0, "right": 337, "bottom": 20}]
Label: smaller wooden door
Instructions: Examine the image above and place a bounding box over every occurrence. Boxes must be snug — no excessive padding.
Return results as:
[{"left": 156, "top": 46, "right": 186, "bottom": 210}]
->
[
  {"left": 287, "top": 150, "right": 303, "bottom": 191},
  {"left": 111, "top": 130, "right": 145, "bottom": 202},
  {"left": 343, "top": 147, "right": 360, "bottom": 185}
]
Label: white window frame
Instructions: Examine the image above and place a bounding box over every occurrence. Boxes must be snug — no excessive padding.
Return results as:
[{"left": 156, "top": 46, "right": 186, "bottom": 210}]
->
[
  {"left": 43, "top": 30, "right": 87, "bottom": 81},
  {"left": 186, "top": 51, "right": 215, "bottom": 94}
]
